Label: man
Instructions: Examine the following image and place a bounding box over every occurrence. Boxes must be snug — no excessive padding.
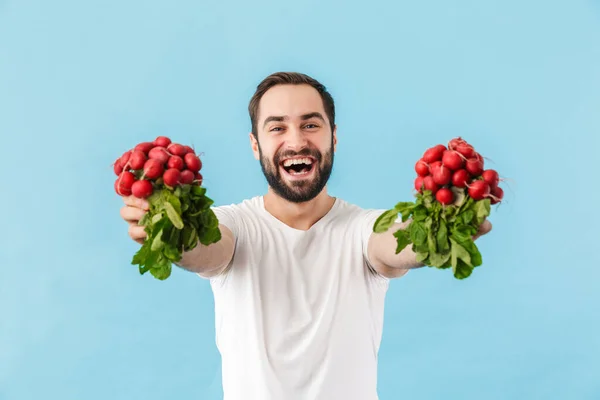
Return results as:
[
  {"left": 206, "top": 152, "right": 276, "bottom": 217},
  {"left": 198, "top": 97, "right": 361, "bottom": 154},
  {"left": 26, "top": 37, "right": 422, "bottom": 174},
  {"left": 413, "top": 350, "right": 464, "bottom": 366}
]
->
[{"left": 120, "top": 72, "right": 492, "bottom": 399}]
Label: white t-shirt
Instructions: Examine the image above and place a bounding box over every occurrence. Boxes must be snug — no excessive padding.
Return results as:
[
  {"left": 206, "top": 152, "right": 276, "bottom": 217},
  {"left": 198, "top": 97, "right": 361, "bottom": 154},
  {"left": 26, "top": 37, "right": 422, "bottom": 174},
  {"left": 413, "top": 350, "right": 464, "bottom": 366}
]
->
[{"left": 202, "top": 195, "right": 397, "bottom": 400}]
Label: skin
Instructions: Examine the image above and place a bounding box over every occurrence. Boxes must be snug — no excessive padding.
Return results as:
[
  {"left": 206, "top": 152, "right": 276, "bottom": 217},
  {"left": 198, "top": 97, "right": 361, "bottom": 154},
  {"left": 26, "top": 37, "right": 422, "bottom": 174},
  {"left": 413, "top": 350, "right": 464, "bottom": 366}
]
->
[{"left": 120, "top": 83, "right": 492, "bottom": 278}]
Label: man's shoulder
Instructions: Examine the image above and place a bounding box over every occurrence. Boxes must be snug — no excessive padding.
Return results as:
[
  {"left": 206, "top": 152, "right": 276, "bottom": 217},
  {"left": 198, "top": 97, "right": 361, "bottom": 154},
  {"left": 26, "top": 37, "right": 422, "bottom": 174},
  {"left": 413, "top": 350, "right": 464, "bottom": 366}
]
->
[
  {"left": 212, "top": 196, "right": 261, "bottom": 211},
  {"left": 210, "top": 196, "right": 262, "bottom": 228},
  {"left": 334, "top": 197, "right": 387, "bottom": 215},
  {"left": 331, "top": 197, "right": 388, "bottom": 225}
]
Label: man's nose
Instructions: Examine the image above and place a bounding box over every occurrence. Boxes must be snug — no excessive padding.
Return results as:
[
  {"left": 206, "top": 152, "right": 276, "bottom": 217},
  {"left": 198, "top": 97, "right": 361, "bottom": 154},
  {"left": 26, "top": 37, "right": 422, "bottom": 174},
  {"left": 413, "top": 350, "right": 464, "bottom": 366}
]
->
[{"left": 285, "top": 126, "right": 308, "bottom": 150}]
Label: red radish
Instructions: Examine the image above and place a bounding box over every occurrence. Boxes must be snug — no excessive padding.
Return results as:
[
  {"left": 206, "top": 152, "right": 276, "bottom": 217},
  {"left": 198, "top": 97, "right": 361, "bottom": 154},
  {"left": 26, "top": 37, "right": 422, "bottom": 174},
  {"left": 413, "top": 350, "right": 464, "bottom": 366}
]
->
[
  {"left": 114, "top": 179, "right": 131, "bottom": 196},
  {"left": 113, "top": 159, "right": 124, "bottom": 176},
  {"left": 131, "top": 180, "right": 153, "bottom": 198},
  {"left": 180, "top": 169, "right": 195, "bottom": 184},
  {"left": 134, "top": 142, "right": 155, "bottom": 154},
  {"left": 456, "top": 143, "right": 475, "bottom": 159},
  {"left": 167, "top": 155, "right": 184, "bottom": 170},
  {"left": 118, "top": 170, "right": 136, "bottom": 188},
  {"left": 422, "top": 176, "right": 439, "bottom": 194},
  {"left": 429, "top": 161, "right": 443, "bottom": 177},
  {"left": 429, "top": 161, "right": 443, "bottom": 174},
  {"left": 143, "top": 159, "right": 164, "bottom": 179},
  {"left": 465, "top": 155, "right": 484, "bottom": 177},
  {"left": 148, "top": 146, "right": 170, "bottom": 165},
  {"left": 129, "top": 150, "right": 147, "bottom": 170},
  {"left": 168, "top": 143, "right": 187, "bottom": 157},
  {"left": 195, "top": 172, "right": 203, "bottom": 186},
  {"left": 442, "top": 150, "right": 463, "bottom": 171},
  {"left": 432, "top": 163, "right": 452, "bottom": 186},
  {"left": 114, "top": 171, "right": 135, "bottom": 196},
  {"left": 482, "top": 169, "right": 499, "bottom": 188},
  {"left": 118, "top": 151, "right": 131, "bottom": 168},
  {"left": 468, "top": 180, "right": 490, "bottom": 200},
  {"left": 422, "top": 145, "right": 446, "bottom": 163},
  {"left": 163, "top": 168, "right": 181, "bottom": 187},
  {"left": 414, "top": 176, "right": 425, "bottom": 192},
  {"left": 436, "top": 188, "right": 454, "bottom": 205},
  {"left": 154, "top": 136, "right": 171, "bottom": 147},
  {"left": 452, "top": 169, "right": 470, "bottom": 188},
  {"left": 490, "top": 185, "right": 504, "bottom": 204},
  {"left": 448, "top": 137, "right": 465, "bottom": 150},
  {"left": 184, "top": 153, "right": 202, "bottom": 172},
  {"left": 415, "top": 160, "right": 429, "bottom": 177},
  {"left": 183, "top": 145, "right": 194, "bottom": 154}
]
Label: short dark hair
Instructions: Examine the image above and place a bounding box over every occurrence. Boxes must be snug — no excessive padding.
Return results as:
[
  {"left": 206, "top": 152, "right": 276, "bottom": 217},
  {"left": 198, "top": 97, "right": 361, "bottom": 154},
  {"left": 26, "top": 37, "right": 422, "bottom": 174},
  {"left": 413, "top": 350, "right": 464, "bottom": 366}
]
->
[{"left": 248, "top": 72, "right": 335, "bottom": 137}]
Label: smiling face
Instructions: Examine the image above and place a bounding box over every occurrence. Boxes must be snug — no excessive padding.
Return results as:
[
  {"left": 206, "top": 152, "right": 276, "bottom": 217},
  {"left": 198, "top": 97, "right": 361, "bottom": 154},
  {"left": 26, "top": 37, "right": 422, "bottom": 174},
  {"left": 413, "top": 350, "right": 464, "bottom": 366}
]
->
[{"left": 250, "top": 84, "right": 337, "bottom": 203}]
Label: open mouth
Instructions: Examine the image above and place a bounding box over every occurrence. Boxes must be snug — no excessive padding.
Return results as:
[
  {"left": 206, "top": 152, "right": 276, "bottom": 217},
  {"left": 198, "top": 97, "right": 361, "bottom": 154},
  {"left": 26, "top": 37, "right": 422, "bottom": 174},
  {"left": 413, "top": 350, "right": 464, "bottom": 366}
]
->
[{"left": 279, "top": 156, "right": 316, "bottom": 178}]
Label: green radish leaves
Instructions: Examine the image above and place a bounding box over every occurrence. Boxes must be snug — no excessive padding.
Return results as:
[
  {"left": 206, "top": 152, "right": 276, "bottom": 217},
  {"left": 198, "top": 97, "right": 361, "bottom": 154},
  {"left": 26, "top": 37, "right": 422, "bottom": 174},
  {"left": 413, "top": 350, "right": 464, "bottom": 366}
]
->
[
  {"left": 131, "top": 184, "right": 222, "bottom": 280},
  {"left": 392, "top": 229, "right": 412, "bottom": 254},
  {"left": 373, "top": 209, "right": 400, "bottom": 233},
  {"left": 373, "top": 189, "right": 491, "bottom": 279}
]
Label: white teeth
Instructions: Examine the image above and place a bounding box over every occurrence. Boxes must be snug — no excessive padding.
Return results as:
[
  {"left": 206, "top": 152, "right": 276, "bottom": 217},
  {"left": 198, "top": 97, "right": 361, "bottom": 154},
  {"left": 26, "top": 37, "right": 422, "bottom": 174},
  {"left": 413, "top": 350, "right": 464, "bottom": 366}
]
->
[
  {"left": 283, "top": 157, "right": 313, "bottom": 167},
  {"left": 289, "top": 169, "right": 309, "bottom": 175}
]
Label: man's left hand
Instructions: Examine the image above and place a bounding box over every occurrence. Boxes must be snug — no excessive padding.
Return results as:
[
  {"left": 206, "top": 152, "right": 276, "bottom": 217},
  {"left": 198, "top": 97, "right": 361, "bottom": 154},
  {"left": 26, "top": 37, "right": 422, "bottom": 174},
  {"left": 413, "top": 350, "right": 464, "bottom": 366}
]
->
[{"left": 473, "top": 219, "right": 493, "bottom": 240}]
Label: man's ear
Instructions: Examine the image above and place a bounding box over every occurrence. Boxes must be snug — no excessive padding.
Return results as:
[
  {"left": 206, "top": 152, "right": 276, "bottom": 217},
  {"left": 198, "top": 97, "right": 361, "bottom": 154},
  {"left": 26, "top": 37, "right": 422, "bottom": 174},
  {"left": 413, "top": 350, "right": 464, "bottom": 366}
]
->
[
  {"left": 333, "top": 125, "right": 338, "bottom": 153},
  {"left": 250, "top": 132, "right": 260, "bottom": 160}
]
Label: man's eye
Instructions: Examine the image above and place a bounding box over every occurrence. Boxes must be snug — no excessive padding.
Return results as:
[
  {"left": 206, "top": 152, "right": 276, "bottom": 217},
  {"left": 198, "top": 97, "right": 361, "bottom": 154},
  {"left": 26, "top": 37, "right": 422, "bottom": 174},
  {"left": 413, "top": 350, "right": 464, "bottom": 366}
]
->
[
  {"left": 270, "top": 127, "right": 283, "bottom": 132},
  {"left": 304, "top": 124, "right": 319, "bottom": 129}
]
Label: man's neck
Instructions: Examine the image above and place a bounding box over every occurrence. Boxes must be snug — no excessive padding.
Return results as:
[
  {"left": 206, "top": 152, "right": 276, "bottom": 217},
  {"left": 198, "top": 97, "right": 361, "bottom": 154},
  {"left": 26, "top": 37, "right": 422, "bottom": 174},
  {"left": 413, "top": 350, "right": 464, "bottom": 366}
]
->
[{"left": 263, "top": 188, "right": 336, "bottom": 231}]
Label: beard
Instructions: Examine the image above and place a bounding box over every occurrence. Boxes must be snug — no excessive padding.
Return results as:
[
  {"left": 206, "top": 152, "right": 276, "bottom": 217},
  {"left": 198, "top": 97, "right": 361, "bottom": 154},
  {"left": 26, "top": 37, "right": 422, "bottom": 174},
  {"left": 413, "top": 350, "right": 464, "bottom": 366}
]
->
[{"left": 258, "top": 138, "right": 334, "bottom": 204}]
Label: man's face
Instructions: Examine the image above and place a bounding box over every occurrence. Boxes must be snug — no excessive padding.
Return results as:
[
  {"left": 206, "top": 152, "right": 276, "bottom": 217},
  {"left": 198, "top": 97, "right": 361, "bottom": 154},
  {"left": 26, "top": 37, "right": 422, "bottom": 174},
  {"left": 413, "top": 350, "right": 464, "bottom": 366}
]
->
[{"left": 250, "top": 84, "right": 337, "bottom": 203}]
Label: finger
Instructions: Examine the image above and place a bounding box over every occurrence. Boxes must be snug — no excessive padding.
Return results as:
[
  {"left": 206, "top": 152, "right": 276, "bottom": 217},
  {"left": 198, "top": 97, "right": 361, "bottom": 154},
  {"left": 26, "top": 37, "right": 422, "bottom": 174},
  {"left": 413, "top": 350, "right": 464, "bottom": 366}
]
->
[
  {"left": 481, "top": 220, "right": 492, "bottom": 233},
  {"left": 473, "top": 220, "right": 492, "bottom": 239},
  {"left": 120, "top": 206, "right": 147, "bottom": 223},
  {"left": 123, "top": 195, "right": 149, "bottom": 211},
  {"left": 128, "top": 223, "right": 147, "bottom": 241}
]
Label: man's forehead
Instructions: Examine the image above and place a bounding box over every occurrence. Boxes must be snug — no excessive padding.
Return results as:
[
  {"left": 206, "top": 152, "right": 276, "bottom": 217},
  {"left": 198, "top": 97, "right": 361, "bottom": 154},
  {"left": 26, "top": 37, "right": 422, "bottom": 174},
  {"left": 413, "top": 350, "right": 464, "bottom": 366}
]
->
[{"left": 259, "top": 84, "right": 326, "bottom": 120}]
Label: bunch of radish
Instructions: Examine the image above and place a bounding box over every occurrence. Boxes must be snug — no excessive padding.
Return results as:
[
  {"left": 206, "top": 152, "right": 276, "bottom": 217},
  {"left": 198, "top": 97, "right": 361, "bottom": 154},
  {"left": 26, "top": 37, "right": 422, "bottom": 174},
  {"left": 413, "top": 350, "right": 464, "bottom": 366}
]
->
[
  {"left": 112, "top": 136, "right": 221, "bottom": 281},
  {"left": 414, "top": 137, "right": 504, "bottom": 206},
  {"left": 374, "top": 136, "right": 505, "bottom": 280},
  {"left": 113, "top": 136, "right": 203, "bottom": 199}
]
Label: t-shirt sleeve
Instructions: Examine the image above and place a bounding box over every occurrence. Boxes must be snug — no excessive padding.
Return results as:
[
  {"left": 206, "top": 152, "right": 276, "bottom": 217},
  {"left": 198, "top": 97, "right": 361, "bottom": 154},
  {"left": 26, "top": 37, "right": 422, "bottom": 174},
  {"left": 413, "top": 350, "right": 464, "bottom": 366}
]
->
[
  {"left": 192, "top": 204, "right": 239, "bottom": 281},
  {"left": 211, "top": 204, "right": 239, "bottom": 239},
  {"left": 360, "top": 208, "right": 403, "bottom": 278},
  {"left": 360, "top": 208, "right": 387, "bottom": 276}
]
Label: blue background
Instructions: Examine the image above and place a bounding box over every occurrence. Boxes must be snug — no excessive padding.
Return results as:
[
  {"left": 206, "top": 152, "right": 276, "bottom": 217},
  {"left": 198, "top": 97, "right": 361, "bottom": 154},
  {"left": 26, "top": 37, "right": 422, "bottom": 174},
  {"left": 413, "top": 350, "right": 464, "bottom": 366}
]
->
[{"left": 1, "top": 0, "right": 599, "bottom": 399}]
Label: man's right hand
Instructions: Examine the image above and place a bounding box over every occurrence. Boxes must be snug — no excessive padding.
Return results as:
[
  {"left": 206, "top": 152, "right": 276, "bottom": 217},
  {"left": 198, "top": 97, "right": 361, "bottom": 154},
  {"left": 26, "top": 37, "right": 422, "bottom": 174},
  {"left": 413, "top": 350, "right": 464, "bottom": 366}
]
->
[
  {"left": 119, "top": 194, "right": 236, "bottom": 277},
  {"left": 120, "top": 195, "right": 150, "bottom": 245}
]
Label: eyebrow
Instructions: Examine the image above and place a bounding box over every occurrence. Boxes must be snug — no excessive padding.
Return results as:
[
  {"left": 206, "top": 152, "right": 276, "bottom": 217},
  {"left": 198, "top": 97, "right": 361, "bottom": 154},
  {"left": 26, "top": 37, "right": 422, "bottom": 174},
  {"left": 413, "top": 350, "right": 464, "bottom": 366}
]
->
[{"left": 263, "top": 112, "right": 326, "bottom": 128}]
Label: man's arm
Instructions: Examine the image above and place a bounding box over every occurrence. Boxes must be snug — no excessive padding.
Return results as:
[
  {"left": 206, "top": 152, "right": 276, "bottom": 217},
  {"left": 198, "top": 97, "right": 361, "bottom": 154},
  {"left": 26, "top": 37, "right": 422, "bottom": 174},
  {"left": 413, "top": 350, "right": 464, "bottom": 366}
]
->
[
  {"left": 122, "top": 196, "right": 237, "bottom": 278},
  {"left": 367, "top": 220, "right": 423, "bottom": 279},
  {"left": 367, "top": 218, "right": 492, "bottom": 279},
  {"left": 175, "top": 224, "right": 236, "bottom": 279}
]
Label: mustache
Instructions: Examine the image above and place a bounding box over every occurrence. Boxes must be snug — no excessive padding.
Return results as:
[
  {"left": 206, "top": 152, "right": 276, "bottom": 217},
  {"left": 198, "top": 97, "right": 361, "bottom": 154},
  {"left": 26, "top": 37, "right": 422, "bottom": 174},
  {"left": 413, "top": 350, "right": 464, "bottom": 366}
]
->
[{"left": 274, "top": 148, "right": 321, "bottom": 165}]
